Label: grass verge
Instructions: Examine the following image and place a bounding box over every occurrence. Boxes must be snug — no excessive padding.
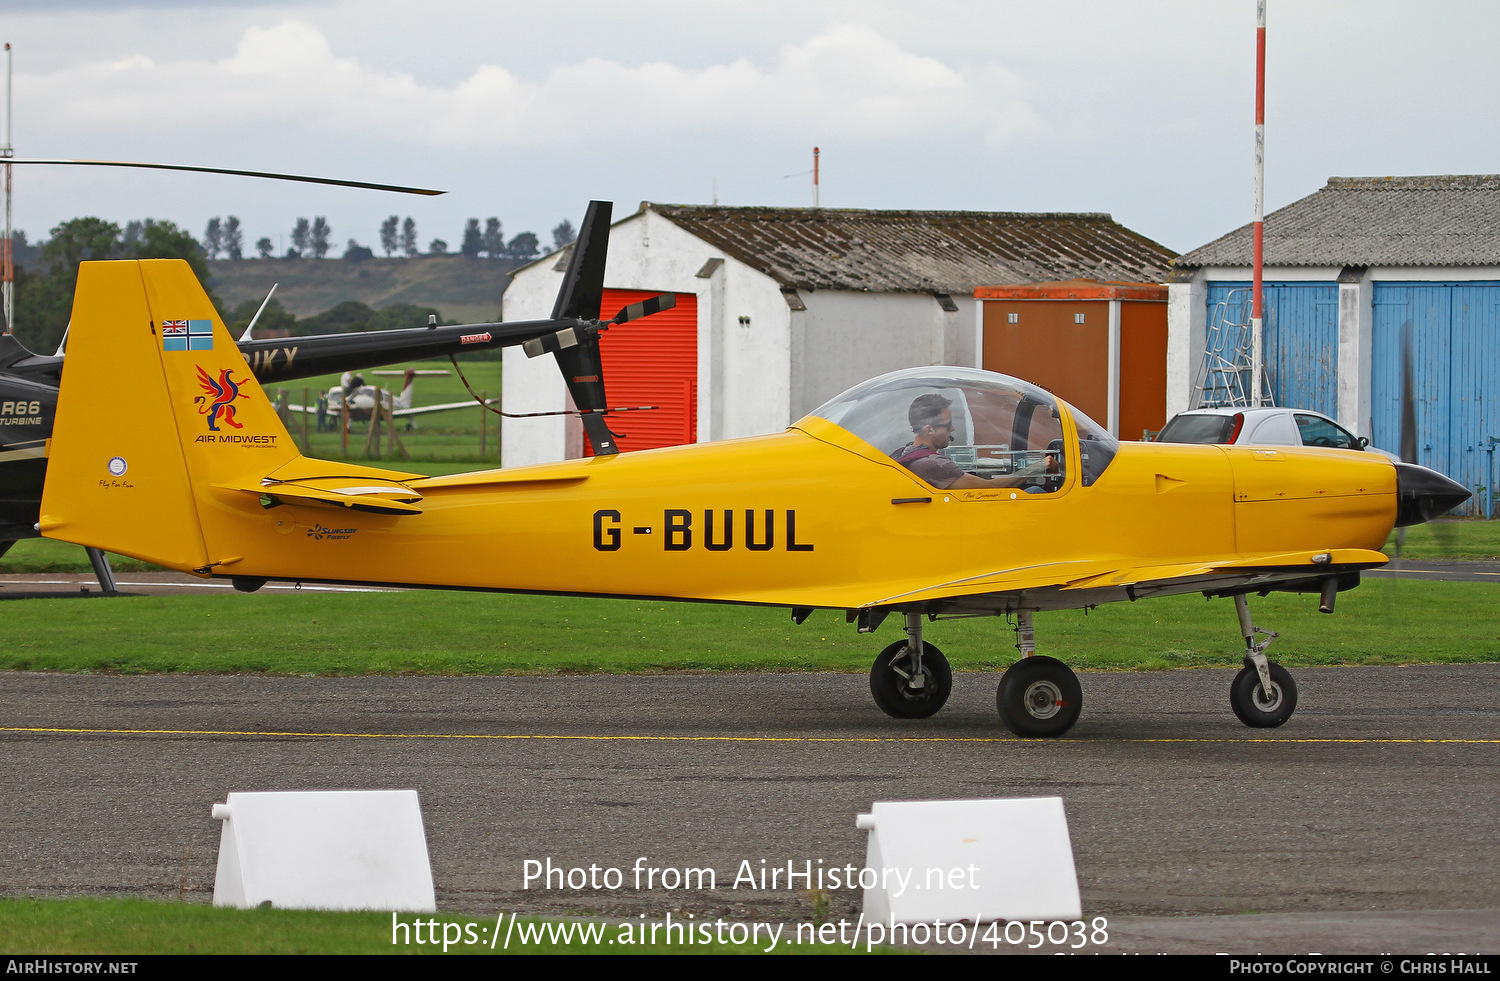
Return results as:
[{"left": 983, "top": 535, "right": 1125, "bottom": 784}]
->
[
  {"left": 0, "top": 577, "right": 1494, "bottom": 675},
  {"left": 0, "top": 898, "right": 847, "bottom": 954}
]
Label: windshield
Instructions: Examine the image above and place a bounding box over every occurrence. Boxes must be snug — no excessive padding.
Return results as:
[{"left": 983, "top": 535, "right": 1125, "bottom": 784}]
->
[
  {"left": 1072, "top": 406, "right": 1119, "bottom": 487},
  {"left": 808, "top": 366, "right": 1118, "bottom": 491},
  {"left": 1158, "top": 413, "right": 1239, "bottom": 444}
]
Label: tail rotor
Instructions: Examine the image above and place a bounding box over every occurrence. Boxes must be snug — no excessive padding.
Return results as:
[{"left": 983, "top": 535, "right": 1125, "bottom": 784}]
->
[{"left": 522, "top": 202, "right": 677, "bottom": 456}]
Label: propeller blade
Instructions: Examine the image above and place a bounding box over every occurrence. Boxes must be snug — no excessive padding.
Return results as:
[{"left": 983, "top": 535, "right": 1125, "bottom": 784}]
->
[
  {"left": 609, "top": 293, "right": 677, "bottom": 326},
  {"left": 4, "top": 158, "right": 444, "bottom": 195},
  {"left": 1399, "top": 322, "right": 1418, "bottom": 465}
]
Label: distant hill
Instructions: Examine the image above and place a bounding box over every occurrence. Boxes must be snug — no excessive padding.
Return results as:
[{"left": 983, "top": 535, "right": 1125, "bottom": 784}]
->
[{"left": 207, "top": 256, "right": 530, "bottom": 324}]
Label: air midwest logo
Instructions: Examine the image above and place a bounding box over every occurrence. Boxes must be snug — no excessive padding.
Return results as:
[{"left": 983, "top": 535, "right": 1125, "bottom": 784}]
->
[
  {"left": 307, "top": 524, "right": 356, "bottom": 541},
  {"left": 193, "top": 365, "right": 247, "bottom": 432}
]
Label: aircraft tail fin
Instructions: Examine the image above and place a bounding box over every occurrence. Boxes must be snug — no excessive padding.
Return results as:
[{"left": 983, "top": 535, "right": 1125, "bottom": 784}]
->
[{"left": 39, "top": 259, "right": 419, "bottom": 572}]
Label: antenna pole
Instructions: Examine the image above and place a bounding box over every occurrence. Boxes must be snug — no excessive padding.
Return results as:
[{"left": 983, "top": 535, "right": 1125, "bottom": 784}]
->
[
  {"left": 2, "top": 42, "right": 12, "bottom": 335},
  {"left": 812, "top": 146, "right": 820, "bottom": 208},
  {"left": 1251, "top": 3, "right": 1266, "bottom": 406}
]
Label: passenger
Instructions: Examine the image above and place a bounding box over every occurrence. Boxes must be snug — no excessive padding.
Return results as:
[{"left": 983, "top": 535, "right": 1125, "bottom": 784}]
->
[{"left": 890, "top": 394, "right": 994, "bottom": 489}]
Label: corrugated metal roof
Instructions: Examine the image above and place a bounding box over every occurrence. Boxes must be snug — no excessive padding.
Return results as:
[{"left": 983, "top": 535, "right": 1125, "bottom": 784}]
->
[
  {"left": 644, "top": 204, "right": 1176, "bottom": 293},
  {"left": 1176, "top": 175, "right": 1500, "bottom": 269}
]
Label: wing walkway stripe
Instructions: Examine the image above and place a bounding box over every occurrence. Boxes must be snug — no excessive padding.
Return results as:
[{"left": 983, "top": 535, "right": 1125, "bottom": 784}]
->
[{"left": 3, "top": 726, "right": 1497, "bottom": 744}]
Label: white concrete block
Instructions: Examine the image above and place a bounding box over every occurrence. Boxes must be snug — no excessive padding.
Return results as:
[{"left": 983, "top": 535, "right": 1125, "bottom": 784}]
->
[
  {"left": 856, "top": 797, "right": 1080, "bottom": 924},
  {"left": 211, "top": 790, "right": 436, "bottom": 912}
]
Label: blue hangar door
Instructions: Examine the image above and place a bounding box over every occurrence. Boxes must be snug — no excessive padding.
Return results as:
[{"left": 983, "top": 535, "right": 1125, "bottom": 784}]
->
[
  {"left": 1205, "top": 282, "right": 1339, "bottom": 416},
  {"left": 1372, "top": 282, "right": 1500, "bottom": 515}
]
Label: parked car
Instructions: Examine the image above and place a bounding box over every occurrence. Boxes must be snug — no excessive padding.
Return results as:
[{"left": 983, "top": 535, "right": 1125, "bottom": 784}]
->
[{"left": 1155, "top": 407, "right": 1400, "bottom": 461}]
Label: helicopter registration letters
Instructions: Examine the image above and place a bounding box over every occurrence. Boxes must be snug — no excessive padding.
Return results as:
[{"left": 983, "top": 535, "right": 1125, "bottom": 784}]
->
[
  {"left": 593, "top": 509, "right": 814, "bottom": 552},
  {"left": 1, "top": 401, "right": 45, "bottom": 424}
]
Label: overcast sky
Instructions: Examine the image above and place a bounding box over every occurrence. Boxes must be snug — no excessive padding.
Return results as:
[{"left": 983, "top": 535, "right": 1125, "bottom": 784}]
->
[{"left": 3, "top": 0, "right": 1496, "bottom": 257}]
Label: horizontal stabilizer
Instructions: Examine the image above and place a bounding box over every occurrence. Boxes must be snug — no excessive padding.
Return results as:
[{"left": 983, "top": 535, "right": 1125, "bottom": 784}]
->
[{"left": 219, "top": 476, "right": 423, "bottom": 515}]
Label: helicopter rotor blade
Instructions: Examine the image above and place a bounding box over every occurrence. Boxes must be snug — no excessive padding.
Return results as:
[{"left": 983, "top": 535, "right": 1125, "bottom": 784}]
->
[
  {"left": 608, "top": 292, "right": 677, "bottom": 327},
  {"left": 4, "top": 158, "right": 444, "bottom": 196}
]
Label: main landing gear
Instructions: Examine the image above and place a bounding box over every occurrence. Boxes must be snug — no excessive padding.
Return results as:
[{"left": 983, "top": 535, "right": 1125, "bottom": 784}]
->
[
  {"left": 1228, "top": 593, "right": 1298, "bottom": 728},
  {"left": 995, "top": 612, "right": 1082, "bottom": 737},
  {"left": 859, "top": 595, "right": 1300, "bottom": 735},
  {"left": 868, "top": 613, "right": 952, "bottom": 719}
]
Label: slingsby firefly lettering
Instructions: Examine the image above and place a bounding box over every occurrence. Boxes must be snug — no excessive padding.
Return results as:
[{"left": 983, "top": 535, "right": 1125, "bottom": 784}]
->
[{"left": 593, "top": 509, "right": 814, "bottom": 552}]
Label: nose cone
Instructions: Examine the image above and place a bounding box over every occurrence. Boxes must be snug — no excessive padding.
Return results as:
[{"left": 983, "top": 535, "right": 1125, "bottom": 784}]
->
[{"left": 1394, "top": 462, "right": 1471, "bottom": 527}]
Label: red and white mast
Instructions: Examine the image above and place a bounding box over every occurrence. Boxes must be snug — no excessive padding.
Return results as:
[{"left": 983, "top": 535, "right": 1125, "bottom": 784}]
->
[
  {"left": 813, "top": 146, "right": 820, "bottom": 208},
  {"left": 1251, "top": 2, "right": 1266, "bottom": 406}
]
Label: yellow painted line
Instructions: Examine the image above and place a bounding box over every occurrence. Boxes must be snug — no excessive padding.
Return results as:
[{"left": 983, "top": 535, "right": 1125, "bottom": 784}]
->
[{"left": 2, "top": 726, "right": 1498, "bottom": 744}]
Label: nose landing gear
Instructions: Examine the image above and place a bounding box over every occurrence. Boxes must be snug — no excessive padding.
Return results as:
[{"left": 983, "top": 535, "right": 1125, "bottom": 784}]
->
[{"left": 1228, "top": 594, "right": 1298, "bottom": 728}]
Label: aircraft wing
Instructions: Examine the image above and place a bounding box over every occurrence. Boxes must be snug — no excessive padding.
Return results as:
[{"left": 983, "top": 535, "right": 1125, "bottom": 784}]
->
[
  {"left": 391, "top": 398, "right": 498, "bottom": 418},
  {"left": 280, "top": 398, "right": 497, "bottom": 416},
  {"left": 846, "top": 548, "right": 1390, "bottom": 612}
]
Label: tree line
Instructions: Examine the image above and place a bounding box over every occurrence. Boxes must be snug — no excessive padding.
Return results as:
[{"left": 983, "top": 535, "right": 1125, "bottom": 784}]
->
[
  {"left": 11, "top": 217, "right": 210, "bottom": 354},
  {"left": 6, "top": 214, "right": 493, "bottom": 354},
  {"left": 195, "top": 215, "right": 580, "bottom": 261}
]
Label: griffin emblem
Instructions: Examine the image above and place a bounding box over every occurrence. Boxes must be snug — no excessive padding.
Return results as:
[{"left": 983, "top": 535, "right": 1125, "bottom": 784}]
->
[{"left": 194, "top": 366, "right": 247, "bottom": 432}]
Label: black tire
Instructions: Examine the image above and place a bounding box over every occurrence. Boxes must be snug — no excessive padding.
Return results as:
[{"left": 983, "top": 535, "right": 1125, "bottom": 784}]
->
[
  {"left": 996, "top": 656, "right": 1083, "bottom": 737},
  {"left": 869, "top": 640, "right": 951, "bottom": 719},
  {"left": 1230, "top": 662, "right": 1298, "bottom": 728}
]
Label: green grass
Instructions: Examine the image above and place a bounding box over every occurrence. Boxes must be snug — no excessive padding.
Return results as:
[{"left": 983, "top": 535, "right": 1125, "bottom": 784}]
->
[
  {"left": 1381, "top": 518, "right": 1500, "bottom": 560},
  {"left": 269, "top": 358, "right": 505, "bottom": 464},
  {"left": 0, "top": 578, "right": 1493, "bottom": 675},
  {"left": 0, "top": 898, "right": 843, "bottom": 954}
]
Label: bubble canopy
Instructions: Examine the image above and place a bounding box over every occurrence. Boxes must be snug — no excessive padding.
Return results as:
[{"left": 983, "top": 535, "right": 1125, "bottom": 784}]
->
[{"left": 805, "top": 367, "right": 1119, "bottom": 489}]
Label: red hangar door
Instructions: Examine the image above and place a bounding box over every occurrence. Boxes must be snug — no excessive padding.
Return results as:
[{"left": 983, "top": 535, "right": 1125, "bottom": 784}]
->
[{"left": 592, "top": 288, "right": 699, "bottom": 454}]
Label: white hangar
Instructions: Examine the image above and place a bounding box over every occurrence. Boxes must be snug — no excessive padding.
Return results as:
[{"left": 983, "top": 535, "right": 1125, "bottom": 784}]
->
[{"left": 502, "top": 203, "right": 1175, "bottom": 466}]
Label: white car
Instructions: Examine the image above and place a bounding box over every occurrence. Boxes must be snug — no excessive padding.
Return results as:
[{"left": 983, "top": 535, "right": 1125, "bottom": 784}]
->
[{"left": 1155, "top": 407, "right": 1400, "bottom": 461}]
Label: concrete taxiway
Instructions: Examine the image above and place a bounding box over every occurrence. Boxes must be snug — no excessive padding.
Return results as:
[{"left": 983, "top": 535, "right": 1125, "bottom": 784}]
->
[{"left": 2, "top": 666, "right": 1497, "bottom": 954}]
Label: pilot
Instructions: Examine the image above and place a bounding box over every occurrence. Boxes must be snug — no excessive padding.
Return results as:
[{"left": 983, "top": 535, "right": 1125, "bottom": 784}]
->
[{"left": 890, "top": 394, "right": 994, "bottom": 489}]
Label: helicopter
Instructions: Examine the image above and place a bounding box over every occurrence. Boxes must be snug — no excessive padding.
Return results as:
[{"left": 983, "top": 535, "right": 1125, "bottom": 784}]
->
[
  {"left": 36, "top": 243, "right": 1470, "bottom": 736},
  {"left": 1, "top": 200, "right": 664, "bottom": 590}
]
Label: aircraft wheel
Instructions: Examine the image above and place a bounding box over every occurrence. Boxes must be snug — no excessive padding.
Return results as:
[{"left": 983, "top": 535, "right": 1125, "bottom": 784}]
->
[
  {"left": 996, "top": 656, "right": 1082, "bottom": 737},
  {"left": 869, "top": 641, "right": 951, "bottom": 719},
  {"left": 1230, "top": 662, "right": 1298, "bottom": 728}
]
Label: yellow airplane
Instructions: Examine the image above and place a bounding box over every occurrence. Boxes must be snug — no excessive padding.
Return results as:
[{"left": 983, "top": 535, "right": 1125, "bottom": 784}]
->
[{"left": 39, "top": 260, "right": 1469, "bottom": 737}]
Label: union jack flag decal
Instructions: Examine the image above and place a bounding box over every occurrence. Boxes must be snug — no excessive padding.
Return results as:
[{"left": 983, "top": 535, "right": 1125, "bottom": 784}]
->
[{"left": 162, "top": 319, "right": 214, "bottom": 351}]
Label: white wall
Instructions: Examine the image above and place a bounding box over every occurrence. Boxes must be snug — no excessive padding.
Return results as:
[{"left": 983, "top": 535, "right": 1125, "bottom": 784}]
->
[
  {"left": 1337, "top": 275, "right": 1371, "bottom": 436},
  {"left": 1165, "top": 278, "right": 1206, "bottom": 417},
  {"left": 708, "top": 257, "right": 792, "bottom": 441},
  {"left": 791, "top": 291, "right": 972, "bottom": 420},
  {"left": 501, "top": 253, "right": 572, "bottom": 468}
]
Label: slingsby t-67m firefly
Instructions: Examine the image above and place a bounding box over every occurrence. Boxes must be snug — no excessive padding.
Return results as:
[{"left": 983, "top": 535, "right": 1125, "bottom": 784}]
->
[{"left": 39, "top": 259, "right": 1469, "bottom": 737}]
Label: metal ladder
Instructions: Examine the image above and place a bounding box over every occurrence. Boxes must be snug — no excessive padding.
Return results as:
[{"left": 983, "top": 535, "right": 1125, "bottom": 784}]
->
[{"left": 1190, "top": 287, "right": 1276, "bottom": 409}]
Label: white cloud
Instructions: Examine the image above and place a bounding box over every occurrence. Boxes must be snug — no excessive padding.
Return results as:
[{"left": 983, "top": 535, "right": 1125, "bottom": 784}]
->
[{"left": 22, "top": 20, "right": 1038, "bottom": 151}]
